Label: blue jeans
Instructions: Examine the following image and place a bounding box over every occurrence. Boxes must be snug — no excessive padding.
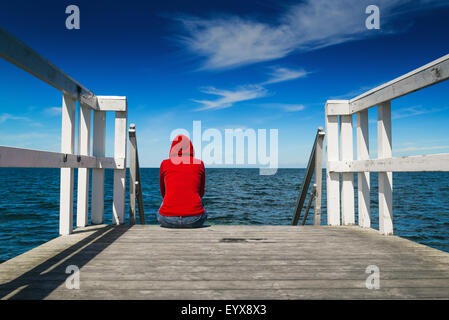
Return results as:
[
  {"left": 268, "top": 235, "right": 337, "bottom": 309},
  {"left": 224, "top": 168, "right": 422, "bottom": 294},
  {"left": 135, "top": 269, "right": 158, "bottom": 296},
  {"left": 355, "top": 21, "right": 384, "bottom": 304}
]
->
[{"left": 157, "top": 212, "right": 207, "bottom": 228}]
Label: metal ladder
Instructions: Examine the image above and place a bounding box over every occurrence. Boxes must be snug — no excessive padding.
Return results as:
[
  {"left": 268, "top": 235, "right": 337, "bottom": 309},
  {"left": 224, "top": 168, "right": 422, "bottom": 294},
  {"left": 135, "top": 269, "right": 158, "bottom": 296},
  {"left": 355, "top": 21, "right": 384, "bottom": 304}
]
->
[{"left": 291, "top": 127, "right": 325, "bottom": 226}]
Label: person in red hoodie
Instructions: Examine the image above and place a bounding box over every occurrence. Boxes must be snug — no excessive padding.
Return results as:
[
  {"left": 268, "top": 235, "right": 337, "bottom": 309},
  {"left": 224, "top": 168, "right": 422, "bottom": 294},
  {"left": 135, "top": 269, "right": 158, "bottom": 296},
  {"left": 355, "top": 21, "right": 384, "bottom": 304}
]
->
[{"left": 157, "top": 134, "right": 207, "bottom": 228}]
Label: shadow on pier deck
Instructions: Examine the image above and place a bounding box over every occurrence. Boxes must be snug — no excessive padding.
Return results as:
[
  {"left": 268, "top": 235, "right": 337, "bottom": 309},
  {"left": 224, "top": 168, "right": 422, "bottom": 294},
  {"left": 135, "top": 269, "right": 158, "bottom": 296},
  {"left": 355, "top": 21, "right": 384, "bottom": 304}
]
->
[{"left": 1, "top": 225, "right": 449, "bottom": 300}]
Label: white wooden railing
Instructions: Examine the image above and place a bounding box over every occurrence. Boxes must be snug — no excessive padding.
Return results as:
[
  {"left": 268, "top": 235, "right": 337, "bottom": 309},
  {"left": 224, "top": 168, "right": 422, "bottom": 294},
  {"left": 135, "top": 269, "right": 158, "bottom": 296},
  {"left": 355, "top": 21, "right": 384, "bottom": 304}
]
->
[
  {"left": 325, "top": 54, "right": 449, "bottom": 235},
  {"left": 0, "top": 28, "right": 128, "bottom": 235}
]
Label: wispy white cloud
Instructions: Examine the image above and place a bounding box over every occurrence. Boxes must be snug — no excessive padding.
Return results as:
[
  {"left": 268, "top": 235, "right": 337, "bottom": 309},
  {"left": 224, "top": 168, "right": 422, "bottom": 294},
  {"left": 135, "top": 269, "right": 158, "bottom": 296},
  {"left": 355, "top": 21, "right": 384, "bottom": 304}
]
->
[
  {"left": 44, "top": 107, "right": 62, "bottom": 116},
  {"left": 0, "top": 113, "right": 32, "bottom": 124},
  {"left": 262, "top": 67, "right": 308, "bottom": 85},
  {"left": 192, "top": 85, "right": 268, "bottom": 111},
  {"left": 392, "top": 105, "right": 448, "bottom": 119},
  {"left": 280, "top": 104, "right": 305, "bottom": 112},
  {"left": 394, "top": 145, "right": 449, "bottom": 152},
  {"left": 193, "top": 66, "right": 308, "bottom": 110},
  {"left": 0, "top": 113, "right": 42, "bottom": 127},
  {"left": 260, "top": 103, "right": 305, "bottom": 112},
  {"left": 0, "top": 131, "right": 59, "bottom": 151},
  {"left": 177, "top": 0, "right": 447, "bottom": 70},
  {"left": 178, "top": 16, "right": 292, "bottom": 70},
  {"left": 213, "top": 124, "right": 249, "bottom": 131}
]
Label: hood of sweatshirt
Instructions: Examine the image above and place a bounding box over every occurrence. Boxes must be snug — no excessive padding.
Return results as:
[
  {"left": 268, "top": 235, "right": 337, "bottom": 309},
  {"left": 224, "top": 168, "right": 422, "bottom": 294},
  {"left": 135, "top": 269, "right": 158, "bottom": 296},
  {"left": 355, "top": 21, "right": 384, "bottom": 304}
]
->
[{"left": 169, "top": 134, "right": 194, "bottom": 158}]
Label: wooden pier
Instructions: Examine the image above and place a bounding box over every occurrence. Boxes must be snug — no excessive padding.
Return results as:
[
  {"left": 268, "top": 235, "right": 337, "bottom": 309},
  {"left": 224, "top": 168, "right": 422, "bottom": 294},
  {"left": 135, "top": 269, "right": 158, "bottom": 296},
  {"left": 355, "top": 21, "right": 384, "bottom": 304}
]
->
[
  {"left": 1, "top": 225, "right": 449, "bottom": 299},
  {"left": 1, "top": 28, "right": 449, "bottom": 300}
]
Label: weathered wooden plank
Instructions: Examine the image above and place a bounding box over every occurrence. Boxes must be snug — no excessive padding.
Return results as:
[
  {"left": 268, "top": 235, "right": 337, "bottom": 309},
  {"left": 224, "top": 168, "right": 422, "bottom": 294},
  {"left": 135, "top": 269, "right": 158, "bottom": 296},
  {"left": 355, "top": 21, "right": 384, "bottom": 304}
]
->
[
  {"left": 0, "top": 146, "right": 123, "bottom": 169},
  {"left": 3, "top": 261, "right": 446, "bottom": 272},
  {"left": 1, "top": 225, "right": 449, "bottom": 300},
  {"left": 2, "top": 268, "right": 448, "bottom": 284},
  {"left": 3, "top": 287, "right": 449, "bottom": 300},
  {"left": 13, "top": 247, "right": 448, "bottom": 260},
  {"left": 2, "top": 279, "right": 449, "bottom": 291},
  {"left": 96, "top": 96, "right": 127, "bottom": 111},
  {"left": 328, "top": 153, "right": 449, "bottom": 172},
  {"left": 6, "top": 245, "right": 447, "bottom": 256},
  {"left": 37, "top": 251, "right": 447, "bottom": 262},
  {"left": 3, "top": 261, "right": 447, "bottom": 273},
  {"left": 325, "top": 100, "right": 351, "bottom": 116}
]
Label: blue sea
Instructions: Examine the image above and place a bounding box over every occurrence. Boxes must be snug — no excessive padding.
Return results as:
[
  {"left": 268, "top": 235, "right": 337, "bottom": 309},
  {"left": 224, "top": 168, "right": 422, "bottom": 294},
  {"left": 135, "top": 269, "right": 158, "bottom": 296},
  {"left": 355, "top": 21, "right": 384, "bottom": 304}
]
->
[{"left": 0, "top": 168, "right": 448, "bottom": 263}]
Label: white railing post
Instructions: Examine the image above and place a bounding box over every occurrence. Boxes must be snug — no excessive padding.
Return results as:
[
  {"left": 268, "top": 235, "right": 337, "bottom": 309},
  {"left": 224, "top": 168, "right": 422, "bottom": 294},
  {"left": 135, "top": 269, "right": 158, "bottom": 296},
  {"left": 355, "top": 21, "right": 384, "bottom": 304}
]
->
[
  {"left": 340, "top": 115, "right": 355, "bottom": 225},
  {"left": 59, "top": 94, "right": 76, "bottom": 235},
  {"left": 378, "top": 101, "right": 393, "bottom": 235},
  {"left": 357, "top": 110, "right": 370, "bottom": 228},
  {"left": 313, "top": 128, "right": 324, "bottom": 226},
  {"left": 325, "top": 103, "right": 340, "bottom": 226},
  {"left": 76, "top": 103, "right": 91, "bottom": 227},
  {"left": 91, "top": 110, "right": 106, "bottom": 224},
  {"left": 112, "top": 109, "right": 127, "bottom": 225},
  {"left": 129, "top": 124, "right": 137, "bottom": 225}
]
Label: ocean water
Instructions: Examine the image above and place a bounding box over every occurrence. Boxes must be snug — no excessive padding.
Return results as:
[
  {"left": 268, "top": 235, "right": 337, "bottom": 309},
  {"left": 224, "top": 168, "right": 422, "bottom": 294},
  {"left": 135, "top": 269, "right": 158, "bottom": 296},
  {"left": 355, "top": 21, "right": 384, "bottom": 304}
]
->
[{"left": 0, "top": 168, "right": 448, "bottom": 263}]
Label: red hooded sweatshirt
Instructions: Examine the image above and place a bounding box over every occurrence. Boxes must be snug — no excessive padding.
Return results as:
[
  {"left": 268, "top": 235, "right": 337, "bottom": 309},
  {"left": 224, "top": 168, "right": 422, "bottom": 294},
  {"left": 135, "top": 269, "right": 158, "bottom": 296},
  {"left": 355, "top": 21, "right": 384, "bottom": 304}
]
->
[{"left": 158, "top": 134, "right": 205, "bottom": 217}]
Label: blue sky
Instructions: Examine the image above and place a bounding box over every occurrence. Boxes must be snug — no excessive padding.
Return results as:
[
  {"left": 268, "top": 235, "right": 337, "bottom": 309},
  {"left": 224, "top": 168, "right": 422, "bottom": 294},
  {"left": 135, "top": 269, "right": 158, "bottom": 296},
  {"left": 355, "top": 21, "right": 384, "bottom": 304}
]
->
[{"left": 1, "top": 0, "right": 449, "bottom": 167}]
